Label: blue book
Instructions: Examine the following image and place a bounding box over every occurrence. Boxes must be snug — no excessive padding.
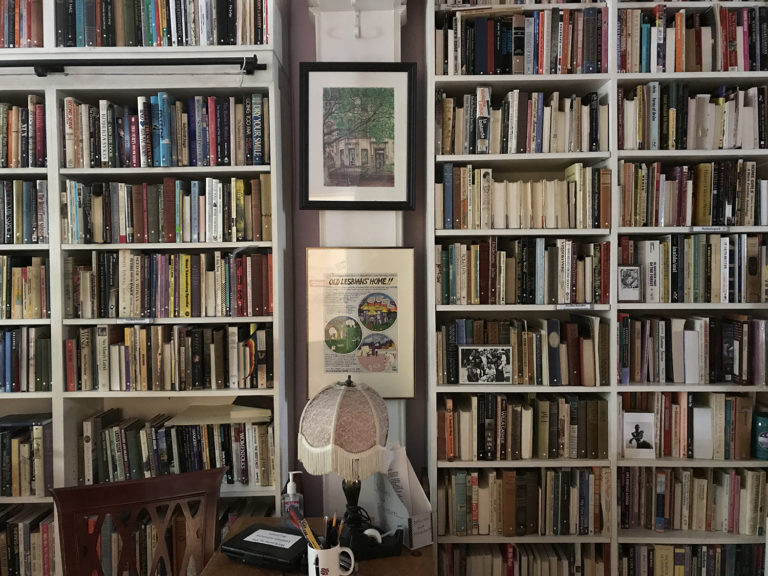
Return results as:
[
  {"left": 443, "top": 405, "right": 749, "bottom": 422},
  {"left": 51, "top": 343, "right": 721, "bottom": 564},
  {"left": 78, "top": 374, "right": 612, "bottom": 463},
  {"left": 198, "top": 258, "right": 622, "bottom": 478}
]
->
[
  {"left": 150, "top": 95, "right": 160, "bottom": 167},
  {"left": 547, "top": 319, "right": 561, "bottom": 385},
  {"left": 251, "top": 94, "right": 264, "bottom": 165},
  {"left": 440, "top": 248, "right": 449, "bottom": 305},
  {"left": 75, "top": 0, "right": 86, "bottom": 46},
  {"left": 22, "top": 181, "right": 34, "bottom": 243},
  {"left": 4, "top": 331, "right": 11, "bottom": 391},
  {"left": 641, "top": 21, "right": 651, "bottom": 73},
  {"left": 455, "top": 319, "right": 466, "bottom": 348},
  {"left": 533, "top": 12, "right": 539, "bottom": 74},
  {"left": 442, "top": 163, "right": 453, "bottom": 229},
  {"left": 535, "top": 92, "right": 544, "bottom": 153},
  {"left": 157, "top": 92, "right": 172, "bottom": 167},
  {"left": 534, "top": 237, "right": 545, "bottom": 304},
  {"left": 0, "top": 330, "right": 5, "bottom": 392},
  {"left": 474, "top": 17, "right": 488, "bottom": 75},
  {"left": 190, "top": 181, "right": 199, "bottom": 242},
  {"left": 122, "top": 107, "right": 132, "bottom": 168},
  {"left": 187, "top": 98, "right": 197, "bottom": 167},
  {"left": 201, "top": 99, "right": 209, "bottom": 165}
]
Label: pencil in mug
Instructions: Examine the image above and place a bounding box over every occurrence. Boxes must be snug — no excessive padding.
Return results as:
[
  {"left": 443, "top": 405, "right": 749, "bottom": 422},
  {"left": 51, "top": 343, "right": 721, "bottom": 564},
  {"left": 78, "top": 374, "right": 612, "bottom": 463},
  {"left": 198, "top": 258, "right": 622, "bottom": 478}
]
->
[{"left": 289, "top": 506, "right": 321, "bottom": 549}]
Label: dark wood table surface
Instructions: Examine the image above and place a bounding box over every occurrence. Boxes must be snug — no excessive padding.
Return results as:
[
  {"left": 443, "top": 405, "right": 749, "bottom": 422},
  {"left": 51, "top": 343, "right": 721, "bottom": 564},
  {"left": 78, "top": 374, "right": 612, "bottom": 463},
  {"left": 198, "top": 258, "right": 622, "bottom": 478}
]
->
[{"left": 201, "top": 516, "right": 435, "bottom": 575}]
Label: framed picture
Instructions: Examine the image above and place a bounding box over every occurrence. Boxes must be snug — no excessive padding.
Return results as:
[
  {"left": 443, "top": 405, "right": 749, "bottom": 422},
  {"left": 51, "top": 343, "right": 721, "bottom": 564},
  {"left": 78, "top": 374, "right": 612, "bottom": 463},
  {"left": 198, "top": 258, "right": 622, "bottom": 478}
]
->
[
  {"left": 300, "top": 62, "right": 416, "bottom": 210},
  {"left": 459, "top": 346, "right": 512, "bottom": 383},
  {"left": 306, "top": 248, "right": 414, "bottom": 398},
  {"left": 618, "top": 265, "right": 641, "bottom": 302},
  {"left": 623, "top": 412, "right": 656, "bottom": 458}
]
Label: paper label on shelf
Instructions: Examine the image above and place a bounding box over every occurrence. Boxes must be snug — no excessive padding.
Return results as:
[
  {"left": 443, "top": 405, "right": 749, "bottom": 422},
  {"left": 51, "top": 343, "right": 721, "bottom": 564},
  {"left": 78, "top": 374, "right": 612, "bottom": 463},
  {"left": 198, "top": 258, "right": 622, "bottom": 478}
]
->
[
  {"left": 117, "top": 318, "right": 152, "bottom": 324},
  {"left": 244, "top": 529, "right": 302, "bottom": 549},
  {"left": 691, "top": 226, "right": 728, "bottom": 233},
  {"left": 556, "top": 303, "right": 593, "bottom": 311}
]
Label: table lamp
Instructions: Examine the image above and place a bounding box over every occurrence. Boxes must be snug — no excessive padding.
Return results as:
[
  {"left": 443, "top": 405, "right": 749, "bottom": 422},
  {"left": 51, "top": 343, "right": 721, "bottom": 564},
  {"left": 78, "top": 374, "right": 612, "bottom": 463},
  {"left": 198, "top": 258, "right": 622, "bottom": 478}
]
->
[{"left": 298, "top": 375, "right": 391, "bottom": 556}]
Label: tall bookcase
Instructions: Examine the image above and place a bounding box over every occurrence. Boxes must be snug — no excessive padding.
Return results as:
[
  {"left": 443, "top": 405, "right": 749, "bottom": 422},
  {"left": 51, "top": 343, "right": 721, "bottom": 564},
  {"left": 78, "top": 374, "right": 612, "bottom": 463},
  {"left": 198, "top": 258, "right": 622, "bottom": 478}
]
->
[
  {"left": 0, "top": 2, "right": 291, "bottom": 574},
  {"left": 427, "top": 1, "right": 768, "bottom": 575}
]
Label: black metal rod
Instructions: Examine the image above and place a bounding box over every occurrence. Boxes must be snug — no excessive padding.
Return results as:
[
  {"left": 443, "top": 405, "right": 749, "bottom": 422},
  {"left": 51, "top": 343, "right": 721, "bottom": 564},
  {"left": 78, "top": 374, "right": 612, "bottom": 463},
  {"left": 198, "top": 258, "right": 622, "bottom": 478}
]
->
[{"left": 0, "top": 54, "right": 265, "bottom": 77}]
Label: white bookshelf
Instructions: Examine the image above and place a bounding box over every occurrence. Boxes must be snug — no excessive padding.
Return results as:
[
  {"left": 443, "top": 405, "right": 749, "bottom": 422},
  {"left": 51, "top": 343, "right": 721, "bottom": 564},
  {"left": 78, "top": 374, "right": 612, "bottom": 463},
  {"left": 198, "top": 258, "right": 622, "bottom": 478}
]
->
[
  {"left": 0, "top": 2, "right": 292, "bottom": 573},
  {"left": 426, "top": 1, "right": 768, "bottom": 574}
]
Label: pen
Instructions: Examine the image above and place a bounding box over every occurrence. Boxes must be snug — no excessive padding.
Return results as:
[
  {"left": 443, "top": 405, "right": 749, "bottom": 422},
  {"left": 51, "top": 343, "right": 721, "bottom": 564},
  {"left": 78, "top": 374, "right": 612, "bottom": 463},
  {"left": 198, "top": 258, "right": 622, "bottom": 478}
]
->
[{"left": 323, "top": 515, "right": 330, "bottom": 548}]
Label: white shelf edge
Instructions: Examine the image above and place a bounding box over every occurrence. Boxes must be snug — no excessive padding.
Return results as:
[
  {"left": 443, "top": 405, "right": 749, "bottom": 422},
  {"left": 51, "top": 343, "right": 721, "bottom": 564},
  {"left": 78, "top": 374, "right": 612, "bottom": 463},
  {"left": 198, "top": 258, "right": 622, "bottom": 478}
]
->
[
  {"left": 618, "top": 529, "right": 764, "bottom": 545},
  {"left": 438, "top": 459, "right": 609, "bottom": 469},
  {"left": 63, "top": 316, "right": 273, "bottom": 325},
  {"left": 61, "top": 165, "right": 270, "bottom": 176},
  {"left": 437, "top": 534, "right": 611, "bottom": 544},
  {"left": 617, "top": 459, "right": 768, "bottom": 468},
  {"left": 62, "top": 241, "right": 273, "bottom": 250},
  {"left": 63, "top": 389, "right": 276, "bottom": 398},
  {"left": 0, "top": 318, "right": 51, "bottom": 325},
  {"left": 436, "top": 385, "right": 609, "bottom": 394},
  {"left": 436, "top": 304, "right": 610, "bottom": 312},
  {"left": 435, "top": 228, "right": 608, "bottom": 237},
  {"left": 436, "top": 152, "right": 610, "bottom": 162},
  {"left": 0, "top": 392, "right": 53, "bottom": 399}
]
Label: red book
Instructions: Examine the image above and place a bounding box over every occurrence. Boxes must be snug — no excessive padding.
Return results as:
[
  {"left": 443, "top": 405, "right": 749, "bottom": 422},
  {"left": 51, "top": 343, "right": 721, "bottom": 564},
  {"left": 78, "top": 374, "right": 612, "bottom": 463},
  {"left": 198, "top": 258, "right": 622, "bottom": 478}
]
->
[
  {"left": 538, "top": 15, "right": 545, "bottom": 74},
  {"left": 65, "top": 338, "right": 77, "bottom": 391},
  {"left": 662, "top": 392, "right": 672, "bottom": 456},
  {"left": 163, "top": 177, "right": 176, "bottom": 243},
  {"left": 129, "top": 115, "right": 140, "bottom": 167},
  {"left": 262, "top": 253, "right": 270, "bottom": 315},
  {"left": 250, "top": 253, "right": 263, "bottom": 316},
  {"left": 132, "top": 183, "right": 145, "bottom": 242},
  {"left": 560, "top": 9, "right": 571, "bottom": 73},
  {"left": 34, "top": 104, "right": 44, "bottom": 167},
  {"left": 727, "top": 10, "right": 738, "bottom": 70},
  {"left": 486, "top": 19, "right": 494, "bottom": 74},
  {"left": 267, "top": 252, "right": 273, "bottom": 314},
  {"left": 207, "top": 96, "right": 217, "bottom": 167},
  {"left": 94, "top": 0, "right": 101, "bottom": 46}
]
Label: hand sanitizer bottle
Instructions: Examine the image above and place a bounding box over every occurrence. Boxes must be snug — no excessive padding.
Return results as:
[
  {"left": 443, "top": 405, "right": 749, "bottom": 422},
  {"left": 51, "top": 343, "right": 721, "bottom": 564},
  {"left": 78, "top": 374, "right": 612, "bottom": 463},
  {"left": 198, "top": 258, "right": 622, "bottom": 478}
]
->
[{"left": 281, "top": 471, "right": 304, "bottom": 522}]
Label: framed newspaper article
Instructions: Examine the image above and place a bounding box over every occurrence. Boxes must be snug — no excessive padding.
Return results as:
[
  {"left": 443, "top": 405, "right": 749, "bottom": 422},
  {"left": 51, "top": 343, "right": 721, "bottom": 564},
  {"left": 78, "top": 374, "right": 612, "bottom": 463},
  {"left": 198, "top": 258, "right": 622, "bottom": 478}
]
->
[{"left": 306, "top": 248, "right": 414, "bottom": 398}]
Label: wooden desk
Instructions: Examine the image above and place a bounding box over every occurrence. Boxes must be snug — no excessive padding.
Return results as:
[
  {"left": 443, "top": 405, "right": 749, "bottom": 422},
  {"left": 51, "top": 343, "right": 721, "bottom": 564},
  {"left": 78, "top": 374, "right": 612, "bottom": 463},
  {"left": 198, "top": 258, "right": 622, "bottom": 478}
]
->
[{"left": 202, "top": 517, "right": 435, "bottom": 576}]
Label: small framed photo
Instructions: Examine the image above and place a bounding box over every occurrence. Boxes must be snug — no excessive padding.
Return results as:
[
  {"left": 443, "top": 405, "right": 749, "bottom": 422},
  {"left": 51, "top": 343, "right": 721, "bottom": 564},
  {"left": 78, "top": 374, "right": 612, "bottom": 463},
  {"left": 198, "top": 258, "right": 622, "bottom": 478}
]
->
[
  {"left": 623, "top": 412, "right": 656, "bottom": 458},
  {"left": 618, "top": 265, "right": 641, "bottom": 302},
  {"left": 459, "top": 346, "right": 512, "bottom": 384}
]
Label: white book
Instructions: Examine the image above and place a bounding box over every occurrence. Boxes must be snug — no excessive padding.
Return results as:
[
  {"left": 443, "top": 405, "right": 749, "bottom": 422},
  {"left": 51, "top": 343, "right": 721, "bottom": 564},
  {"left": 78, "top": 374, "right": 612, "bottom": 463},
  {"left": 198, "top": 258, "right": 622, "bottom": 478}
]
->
[
  {"left": 665, "top": 27, "right": 676, "bottom": 73},
  {"left": 109, "top": 343, "right": 122, "bottom": 391},
  {"left": 692, "top": 406, "right": 713, "bottom": 458},
  {"left": 683, "top": 329, "right": 700, "bottom": 383},
  {"left": 95, "top": 325, "right": 109, "bottom": 391},
  {"left": 507, "top": 181, "right": 520, "bottom": 229},
  {"left": 491, "top": 181, "right": 506, "bottom": 229},
  {"left": 227, "top": 326, "right": 239, "bottom": 388},
  {"left": 541, "top": 106, "right": 552, "bottom": 154}
]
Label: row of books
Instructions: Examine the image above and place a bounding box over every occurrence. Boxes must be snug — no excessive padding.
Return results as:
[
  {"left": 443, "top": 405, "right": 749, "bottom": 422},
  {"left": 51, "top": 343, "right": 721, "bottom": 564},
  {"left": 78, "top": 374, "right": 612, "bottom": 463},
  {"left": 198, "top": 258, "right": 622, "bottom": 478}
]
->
[
  {"left": 0, "top": 327, "right": 52, "bottom": 393},
  {"left": 618, "top": 160, "right": 765, "bottom": 228},
  {"left": 618, "top": 315, "right": 768, "bottom": 387},
  {"left": 435, "top": 163, "right": 611, "bottom": 231},
  {"left": 0, "top": 255, "right": 49, "bottom": 321},
  {"left": 618, "top": 543, "right": 763, "bottom": 576},
  {"left": 0, "top": 413, "right": 52, "bottom": 498},
  {"left": 65, "top": 323, "right": 272, "bottom": 392},
  {"left": 439, "top": 542, "right": 608, "bottom": 576},
  {"left": 435, "top": 7, "right": 609, "bottom": 76},
  {"left": 438, "top": 393, "right": 609, "bottom": 463},
  {"left": 56, "top": 0, "right": 270, "bottom": 47},
  {"left": 0, "top": 181, "right": 49, "bottom": 245},
  {"left": 436, "top": 238, "right": 610, "bottom": 306},
  {"left": 619, "top": 84, "right": 768, "bottom": 152},
  {"left": 618, "top": 466, "right": 767, "bottom": 537},
  {"left": 0, "top": 99, "right": 45, "bottom": 168},
  {"left": 0, "top": 2, "right": 43, "bottom": 48},
  {"left": 618, "top": 392, "right": 753, "bottom": 461},
  {"left": 436, "top": 316, "right": 608, "bottom": 387},
  {"left": 61, "top": 175, "right": 272, "bottom": 245},
  {"left": 0, "top": 505, "right": 55, "bottom": 576},
  {"left": 617, "top": 6, "right": 768, "bottom": 74},
  {"left": 63, "top": 249, "right": 273, "bottom": 319},
  {"left": 437, "top": 467, "right": 610, "bottom": 537},
  {"left": 63, "top": 92, "right": 269, "bottom": 169},
  {"left": 617, "top": 233, "right": 768, "bottom": 305},
  {"left": 436, "top": 88, "right": 607, "bottom": 156},
  {"left": 81, "top": 406, "right": 274, "bottom": 487}
]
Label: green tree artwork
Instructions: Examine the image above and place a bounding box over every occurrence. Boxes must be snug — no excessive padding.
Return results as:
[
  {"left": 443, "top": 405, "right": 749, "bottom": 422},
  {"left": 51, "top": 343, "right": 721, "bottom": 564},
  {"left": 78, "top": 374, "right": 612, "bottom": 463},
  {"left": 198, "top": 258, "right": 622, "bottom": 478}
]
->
[{"left": 322, "top": 87, "right": 395, "bottom": 188}]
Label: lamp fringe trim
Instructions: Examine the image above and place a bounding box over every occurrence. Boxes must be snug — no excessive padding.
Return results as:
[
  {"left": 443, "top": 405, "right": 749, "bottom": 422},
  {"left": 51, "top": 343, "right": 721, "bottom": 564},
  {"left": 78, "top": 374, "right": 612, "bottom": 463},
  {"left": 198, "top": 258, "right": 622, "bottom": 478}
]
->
[{"left": 298, "top": 436, "right": 388, "bottom": 481}]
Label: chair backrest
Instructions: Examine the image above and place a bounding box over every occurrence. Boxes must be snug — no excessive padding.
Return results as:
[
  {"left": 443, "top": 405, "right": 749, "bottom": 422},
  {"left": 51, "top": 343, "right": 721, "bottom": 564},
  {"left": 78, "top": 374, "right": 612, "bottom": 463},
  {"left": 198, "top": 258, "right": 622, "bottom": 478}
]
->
[{"left": 51, "top": 468, "right": 226, "bottom": 576}]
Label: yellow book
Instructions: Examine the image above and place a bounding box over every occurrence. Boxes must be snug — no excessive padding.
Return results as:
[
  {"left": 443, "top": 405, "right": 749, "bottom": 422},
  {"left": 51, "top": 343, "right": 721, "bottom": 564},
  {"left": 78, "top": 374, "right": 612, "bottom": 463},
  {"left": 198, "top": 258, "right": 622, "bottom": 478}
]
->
[{"left": 11, "top": 266, "right": 23, "bottom": 319}]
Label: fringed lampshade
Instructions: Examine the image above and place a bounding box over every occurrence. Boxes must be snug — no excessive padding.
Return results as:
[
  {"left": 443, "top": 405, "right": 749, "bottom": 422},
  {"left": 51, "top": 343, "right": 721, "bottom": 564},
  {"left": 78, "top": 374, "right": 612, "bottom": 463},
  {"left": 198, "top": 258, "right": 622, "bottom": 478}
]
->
[{"left": 298, "top": 376, "right": 389, "bottom": 482}]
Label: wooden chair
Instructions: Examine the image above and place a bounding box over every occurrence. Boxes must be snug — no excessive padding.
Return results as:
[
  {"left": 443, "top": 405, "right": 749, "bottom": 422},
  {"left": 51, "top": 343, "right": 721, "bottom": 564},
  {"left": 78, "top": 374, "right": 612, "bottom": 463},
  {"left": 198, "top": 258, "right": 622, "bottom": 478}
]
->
[{"left": 50, "top": 468, "right": 226, "bottom": 576}]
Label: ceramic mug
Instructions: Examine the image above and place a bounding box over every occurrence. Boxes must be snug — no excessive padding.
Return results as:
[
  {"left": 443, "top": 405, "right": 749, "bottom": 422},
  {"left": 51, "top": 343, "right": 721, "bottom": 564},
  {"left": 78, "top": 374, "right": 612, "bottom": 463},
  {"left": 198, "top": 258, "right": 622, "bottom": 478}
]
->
[{"left": 307, "top": 543, "right": 355, "bottom": 576}]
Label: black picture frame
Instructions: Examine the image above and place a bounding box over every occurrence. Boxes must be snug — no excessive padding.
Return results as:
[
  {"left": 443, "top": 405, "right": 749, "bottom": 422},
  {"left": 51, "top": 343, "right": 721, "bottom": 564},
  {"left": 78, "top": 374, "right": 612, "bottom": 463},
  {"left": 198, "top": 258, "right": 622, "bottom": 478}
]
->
[{"left": 299, "top": 61, "right": 416, "bottom": 210}]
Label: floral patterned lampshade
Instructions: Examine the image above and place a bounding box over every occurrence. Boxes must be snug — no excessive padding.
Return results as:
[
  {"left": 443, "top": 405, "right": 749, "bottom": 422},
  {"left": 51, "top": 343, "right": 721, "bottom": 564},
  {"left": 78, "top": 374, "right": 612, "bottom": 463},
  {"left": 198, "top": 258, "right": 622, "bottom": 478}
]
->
[{"left": 298, "top": 376, "right": 389, "bottom": 482}]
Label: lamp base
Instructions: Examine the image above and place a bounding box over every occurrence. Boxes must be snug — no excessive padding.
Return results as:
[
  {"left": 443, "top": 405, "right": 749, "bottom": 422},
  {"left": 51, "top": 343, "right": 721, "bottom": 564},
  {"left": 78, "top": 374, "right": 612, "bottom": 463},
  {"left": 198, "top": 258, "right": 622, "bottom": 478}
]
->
[{"left": 339, "top": 478, "right": 402, "bottom": 560}]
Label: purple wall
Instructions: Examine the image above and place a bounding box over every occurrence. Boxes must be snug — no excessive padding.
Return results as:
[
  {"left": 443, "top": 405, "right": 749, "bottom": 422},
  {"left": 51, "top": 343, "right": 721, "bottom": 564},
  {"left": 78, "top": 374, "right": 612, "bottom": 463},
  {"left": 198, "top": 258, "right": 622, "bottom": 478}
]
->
[{"left": 288, "top": 1, "right": 428, "bottom": 516}]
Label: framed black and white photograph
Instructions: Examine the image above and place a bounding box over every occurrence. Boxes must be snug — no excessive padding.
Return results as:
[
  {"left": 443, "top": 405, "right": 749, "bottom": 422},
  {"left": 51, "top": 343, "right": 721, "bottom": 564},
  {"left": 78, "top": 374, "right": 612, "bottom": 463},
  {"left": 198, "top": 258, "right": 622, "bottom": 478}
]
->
[
  {"left": 623, "top": 412, "right": 656, "bottom": 458},
  {"left": 459, "top": 346, "right": 512, "bottom": 384},
  {"left": 618, "top": 265, "right": 641, "bottom": 302},
  {"left": 299, "top": 62, "right": 416, "bottom": 210}
]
